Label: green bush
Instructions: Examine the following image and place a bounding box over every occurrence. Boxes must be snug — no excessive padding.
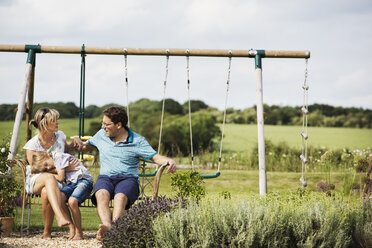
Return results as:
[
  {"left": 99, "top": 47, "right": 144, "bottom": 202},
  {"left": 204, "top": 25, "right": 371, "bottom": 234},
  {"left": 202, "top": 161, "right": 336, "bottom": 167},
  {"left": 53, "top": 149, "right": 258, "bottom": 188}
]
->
[
  {"left": 152, "top": 192, "right": 372, "bottom": 248},
  {"left": 171, "top": 170, "right": 206, "bottom": 201},
  {"left": 0, "top": 135, "right": 22, "bottom": 217}
]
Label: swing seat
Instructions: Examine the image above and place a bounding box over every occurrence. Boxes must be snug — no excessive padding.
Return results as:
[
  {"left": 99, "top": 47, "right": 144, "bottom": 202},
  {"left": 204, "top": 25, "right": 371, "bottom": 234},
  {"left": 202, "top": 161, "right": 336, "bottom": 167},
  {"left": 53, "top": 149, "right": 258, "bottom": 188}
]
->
[
  {"left": 201, "top": 171, "right": 221, "bottom": 179},
  {"left": 300, "top": 177, "right": 307, "bottom": 187}
]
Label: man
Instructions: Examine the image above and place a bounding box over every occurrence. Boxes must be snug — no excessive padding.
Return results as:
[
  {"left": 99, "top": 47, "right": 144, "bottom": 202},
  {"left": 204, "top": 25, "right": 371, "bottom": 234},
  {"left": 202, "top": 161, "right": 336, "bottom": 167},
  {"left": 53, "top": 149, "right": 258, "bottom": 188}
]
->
[{"left": 79, "top": 106, "right": 176, "bottom": 240}]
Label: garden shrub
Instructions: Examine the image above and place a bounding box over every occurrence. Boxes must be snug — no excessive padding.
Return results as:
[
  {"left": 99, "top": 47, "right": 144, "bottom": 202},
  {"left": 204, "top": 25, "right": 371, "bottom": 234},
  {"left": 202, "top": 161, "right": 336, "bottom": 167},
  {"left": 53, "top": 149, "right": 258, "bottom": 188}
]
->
[
  {"left": 152, "top": 192, "right": 372, "bottom": 248},
  {"left": 102, "top": 196, "right": 187, "bottom": 248},
  {"left": 171, "top": 170, "right": 206, "bottom": 201}
]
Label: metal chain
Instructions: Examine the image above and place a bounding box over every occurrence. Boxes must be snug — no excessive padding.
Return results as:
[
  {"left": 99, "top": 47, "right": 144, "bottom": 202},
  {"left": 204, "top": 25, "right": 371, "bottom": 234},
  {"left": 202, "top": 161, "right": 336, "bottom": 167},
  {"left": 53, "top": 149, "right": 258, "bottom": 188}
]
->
[
  {"left": 217, "top": 50, "right": 232, "bottom": 172},
  {"left": 186, "top": 49, "right": 194, "bottom": 169},
  {"left": 300, "top": 58, "right": 309, "bottom": 187},
  {"left": 158, "top": 49, "right": 170, "bottom": 155},
  {"left": 124, "top": 48, "right": 130, "bottom": 127}
]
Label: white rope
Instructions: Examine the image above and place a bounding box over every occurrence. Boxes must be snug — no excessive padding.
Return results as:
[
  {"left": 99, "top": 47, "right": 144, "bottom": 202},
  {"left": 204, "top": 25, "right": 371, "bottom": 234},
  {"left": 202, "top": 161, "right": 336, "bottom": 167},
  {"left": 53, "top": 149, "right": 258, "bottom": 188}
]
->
[
  {"left": 124, "top": 48, "right": 130, "bottom": 127},
  {"left": 186, "top": 50, "right": 194, "bottom": 169},
  {"left": 158, "top": 50, "right": 170, "bottom": 155},
  {"left": 217, "top": 51, "right": 232, "bottom": 172},
  {"left": 300, "top": 58, "right": 309, "bottom": 187}
]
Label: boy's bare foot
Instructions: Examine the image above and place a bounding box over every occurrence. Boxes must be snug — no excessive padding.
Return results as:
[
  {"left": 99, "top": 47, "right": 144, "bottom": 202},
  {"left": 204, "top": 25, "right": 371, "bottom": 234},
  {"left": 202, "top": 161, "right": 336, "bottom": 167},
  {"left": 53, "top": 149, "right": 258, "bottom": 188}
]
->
[
  {"left": 96, "top": 224, "right": 110, "bottom": 241},
  {"left": 40, "top": 233, "right": 52, "bottom": 239},
  {"left": 72, "top": 231, "right": 83, "bottom": 240},
  {"left": 68, "top": 224, "right": 76, "bottom": 240}
]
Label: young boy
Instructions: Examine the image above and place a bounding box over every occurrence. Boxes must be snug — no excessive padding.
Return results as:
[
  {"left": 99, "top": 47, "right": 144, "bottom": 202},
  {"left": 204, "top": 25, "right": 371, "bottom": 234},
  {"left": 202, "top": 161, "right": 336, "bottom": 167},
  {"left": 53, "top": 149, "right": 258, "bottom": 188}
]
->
[{"left": 31, "top": 151, "right": 93, "bottom": 240}]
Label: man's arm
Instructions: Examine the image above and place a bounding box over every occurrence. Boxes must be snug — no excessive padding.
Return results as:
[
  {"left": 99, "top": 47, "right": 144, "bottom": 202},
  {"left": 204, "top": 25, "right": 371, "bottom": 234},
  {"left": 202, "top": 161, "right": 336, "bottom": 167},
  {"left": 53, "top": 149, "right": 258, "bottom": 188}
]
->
[
  {"left": 76, "top": 141, "right": 96, "bottom": 153},
  {"left": 65, "top": 136, "right": 83, "bottom": 153},
  {"left": 150, "top": 154, "right": 176, "bottom": 173}
]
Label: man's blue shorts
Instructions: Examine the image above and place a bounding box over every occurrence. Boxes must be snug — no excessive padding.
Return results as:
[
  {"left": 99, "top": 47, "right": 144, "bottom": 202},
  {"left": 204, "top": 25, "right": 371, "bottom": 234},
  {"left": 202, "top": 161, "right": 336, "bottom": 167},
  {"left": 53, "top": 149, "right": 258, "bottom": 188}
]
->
[
  {"left": 61, "top": 178, "right": 93, "bottom": 204},
  {"left": 91, "top": 175, "right": 139, "bottom": 209}
]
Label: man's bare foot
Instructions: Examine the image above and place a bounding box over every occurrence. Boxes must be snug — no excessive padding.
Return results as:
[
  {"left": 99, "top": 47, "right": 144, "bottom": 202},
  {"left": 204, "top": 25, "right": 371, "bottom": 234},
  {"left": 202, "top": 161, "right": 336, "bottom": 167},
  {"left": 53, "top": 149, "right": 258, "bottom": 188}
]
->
[
  {"left": 40, "top": 233, "right": 52, "bottom": 239},
  {"left": 96, "top": 224, "right": 110, "bottom": 241},
  {"left": 56, "top": 216, "right": 70, "bottom": 227}
]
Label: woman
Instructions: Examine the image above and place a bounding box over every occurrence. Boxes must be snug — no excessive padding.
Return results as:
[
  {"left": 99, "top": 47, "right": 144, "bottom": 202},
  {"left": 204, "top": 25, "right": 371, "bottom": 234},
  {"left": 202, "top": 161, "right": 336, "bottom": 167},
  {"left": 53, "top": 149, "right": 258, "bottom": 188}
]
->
[{"left": 23, "top": 107, "right": 82, "bottom": 239}]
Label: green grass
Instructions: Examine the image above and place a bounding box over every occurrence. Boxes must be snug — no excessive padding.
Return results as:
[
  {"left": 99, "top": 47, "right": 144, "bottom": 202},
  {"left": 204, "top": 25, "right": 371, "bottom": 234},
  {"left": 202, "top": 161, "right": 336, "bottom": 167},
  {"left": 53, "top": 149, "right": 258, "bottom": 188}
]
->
[
  {"left": 13, "top": 168, "right": 357, "bottom": 231},
  {"left": 223, "top": 123, "right": 372, "bottom": 151},
  {"left": 3, "top": 119, "right": 370, "bottom": 232}
]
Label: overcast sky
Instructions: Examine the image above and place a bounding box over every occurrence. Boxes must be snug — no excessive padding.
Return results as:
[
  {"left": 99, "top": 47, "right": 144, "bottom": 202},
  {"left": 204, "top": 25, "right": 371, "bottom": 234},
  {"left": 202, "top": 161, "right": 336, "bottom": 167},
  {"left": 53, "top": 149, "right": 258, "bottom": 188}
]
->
[{"left": 0, "top": 0, "right": 371, "bottom": 110}]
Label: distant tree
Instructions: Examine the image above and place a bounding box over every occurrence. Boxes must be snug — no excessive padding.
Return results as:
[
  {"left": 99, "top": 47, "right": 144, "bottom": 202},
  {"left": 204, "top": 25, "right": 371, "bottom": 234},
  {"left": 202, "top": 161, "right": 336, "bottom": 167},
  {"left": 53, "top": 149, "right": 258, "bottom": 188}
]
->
[
  {"left": 84, "top": 105, "right": 102, "bottom": 118},
  {"left": 182, "top": 100, "right": 209, "bottom": 113},
  {"left": 162, "top": 98, "right": 183, "bottom": 115},
  {"left": 0, "top": 104, "right": 17, "bottom": 121},
  {"left": 87, "top": 121, "right": 102, "bottom": 136},
  {"left": 33, "top": 102, "right": 79, "bottom": 118}
]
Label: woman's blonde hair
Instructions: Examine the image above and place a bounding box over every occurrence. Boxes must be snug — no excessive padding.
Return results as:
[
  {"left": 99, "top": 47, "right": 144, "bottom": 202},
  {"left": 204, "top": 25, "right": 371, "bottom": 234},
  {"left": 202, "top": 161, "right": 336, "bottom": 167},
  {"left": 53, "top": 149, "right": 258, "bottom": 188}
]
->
[
  {"left": 31, "top": 151, "right": 52, "bottom": 174},
  {"left": 29, "top": 108, "right": 60, "bottom": 133}
]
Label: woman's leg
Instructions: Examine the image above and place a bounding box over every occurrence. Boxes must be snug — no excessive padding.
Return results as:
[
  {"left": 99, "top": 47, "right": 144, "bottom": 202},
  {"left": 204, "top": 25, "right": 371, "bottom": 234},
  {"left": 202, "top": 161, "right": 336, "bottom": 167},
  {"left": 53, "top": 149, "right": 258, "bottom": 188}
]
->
[
  {"left": 40, "top": 188, "right": 54, "bottom": 239},
  {"left": 33, "top": 173, "right": 71, "bottom": 227}
]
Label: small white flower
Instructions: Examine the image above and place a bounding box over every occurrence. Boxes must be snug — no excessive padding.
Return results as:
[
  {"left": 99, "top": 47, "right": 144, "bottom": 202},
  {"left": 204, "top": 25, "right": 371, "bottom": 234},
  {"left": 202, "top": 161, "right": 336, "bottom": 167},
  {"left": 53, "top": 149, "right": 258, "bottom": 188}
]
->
[{"left": 1, "top": 147, "right": 5, "bottom": 153}]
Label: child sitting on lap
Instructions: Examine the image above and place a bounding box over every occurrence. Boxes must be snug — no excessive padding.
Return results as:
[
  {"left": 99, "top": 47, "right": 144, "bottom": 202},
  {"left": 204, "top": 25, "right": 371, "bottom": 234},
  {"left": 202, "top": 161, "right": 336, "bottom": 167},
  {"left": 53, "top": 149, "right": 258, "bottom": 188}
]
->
[{"left": 32, "top": 151, "right": 93, "bottom": 240}]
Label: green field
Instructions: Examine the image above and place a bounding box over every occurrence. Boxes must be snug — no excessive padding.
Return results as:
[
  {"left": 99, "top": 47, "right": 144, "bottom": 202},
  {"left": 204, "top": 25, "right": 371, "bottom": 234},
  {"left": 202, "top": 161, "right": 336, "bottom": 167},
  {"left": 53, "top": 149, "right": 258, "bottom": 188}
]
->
[
  {"left": 223, "top": 123, "right": 372, "bottom": 151},
  {"left": 1, "top": 120, "right": 371, "bottom": 156}
]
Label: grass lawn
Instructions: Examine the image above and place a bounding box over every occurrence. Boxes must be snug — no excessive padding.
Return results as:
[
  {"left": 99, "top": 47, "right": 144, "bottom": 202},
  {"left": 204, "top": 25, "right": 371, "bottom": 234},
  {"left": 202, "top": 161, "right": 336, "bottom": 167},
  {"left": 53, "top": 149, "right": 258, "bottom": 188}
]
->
[
  {"left": 13, "top": 168, "right": 355, "bottom": 231},
  {"left": 223, "top": 123, "right": 372, "bottom": 152},
  {"left": 3, "top": 119, "right": 369, "bottom": 232}
]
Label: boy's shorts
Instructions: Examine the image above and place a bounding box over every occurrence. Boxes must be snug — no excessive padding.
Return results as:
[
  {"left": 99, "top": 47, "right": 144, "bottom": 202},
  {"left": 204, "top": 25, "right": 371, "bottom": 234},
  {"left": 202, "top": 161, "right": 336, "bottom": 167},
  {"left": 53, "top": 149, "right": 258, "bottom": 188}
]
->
[
  {"left": 91, "top": 175, "right": 139, "bottom": 209},
  {"left": 61, "top": 178, "right": 93, "bottom": 204}
]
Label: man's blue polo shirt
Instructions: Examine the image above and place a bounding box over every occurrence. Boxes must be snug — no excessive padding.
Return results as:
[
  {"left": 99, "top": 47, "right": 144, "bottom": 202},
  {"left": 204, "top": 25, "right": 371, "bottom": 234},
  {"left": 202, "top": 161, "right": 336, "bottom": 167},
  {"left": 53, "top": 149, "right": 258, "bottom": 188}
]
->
[{"left": 88, "top": 128, "right": 157, "bottom": 177}]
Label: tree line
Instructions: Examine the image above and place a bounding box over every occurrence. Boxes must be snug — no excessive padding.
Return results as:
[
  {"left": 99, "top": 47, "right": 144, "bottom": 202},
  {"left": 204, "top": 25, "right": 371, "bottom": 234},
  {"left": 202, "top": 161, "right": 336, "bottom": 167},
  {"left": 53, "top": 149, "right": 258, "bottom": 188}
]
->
[{"left": 0, "top": 100, "right": 371, "bottom": 129}]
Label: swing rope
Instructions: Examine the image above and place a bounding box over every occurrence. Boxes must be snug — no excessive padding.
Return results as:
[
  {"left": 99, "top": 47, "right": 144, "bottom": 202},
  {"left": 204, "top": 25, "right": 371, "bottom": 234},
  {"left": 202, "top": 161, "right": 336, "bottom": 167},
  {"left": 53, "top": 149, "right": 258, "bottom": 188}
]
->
[
  {"left": 186, "top": 50, "right": 232, "bottom": 178},
  {"left": 217, "top": 51, "right": 232, "bottom": 173},
  {"left": 186, "top": 50, "right": 195, "bottom": 169},
  {"left": 158, "top": 49, "right": 170, "bottom": 155},
  {"left": 124, "top": 48, "right": 130, "bottom": 127},
  {"left": 124, "top": 50, "right": 171, "bottom": 177},
  {"left": 300, "top": 58, "right": 309, "bottom": 187}
]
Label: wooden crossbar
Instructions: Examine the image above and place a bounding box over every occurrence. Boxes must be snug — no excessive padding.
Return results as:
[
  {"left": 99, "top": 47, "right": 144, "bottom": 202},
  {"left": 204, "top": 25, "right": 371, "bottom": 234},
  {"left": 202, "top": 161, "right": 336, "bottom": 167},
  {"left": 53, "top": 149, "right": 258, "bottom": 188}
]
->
[{"left": 0, "top": 44, "right": 310, "bottom": 58}]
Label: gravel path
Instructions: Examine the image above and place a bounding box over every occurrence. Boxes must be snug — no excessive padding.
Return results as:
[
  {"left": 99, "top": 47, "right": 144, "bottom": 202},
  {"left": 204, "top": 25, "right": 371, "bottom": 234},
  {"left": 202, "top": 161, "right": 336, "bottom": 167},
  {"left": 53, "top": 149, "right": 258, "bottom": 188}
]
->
[{"left": 0, "top": 230, "right": 102, "bottom": 248}]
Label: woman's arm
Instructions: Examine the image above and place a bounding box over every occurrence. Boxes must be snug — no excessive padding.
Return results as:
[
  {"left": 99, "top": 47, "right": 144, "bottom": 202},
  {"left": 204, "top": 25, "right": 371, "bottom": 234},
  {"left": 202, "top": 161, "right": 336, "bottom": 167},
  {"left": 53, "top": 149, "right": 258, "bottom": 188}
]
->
[
  {"left": 25, "top": 149, "right": 35, "bottom": 164},
  {"left": 54, "top": 168, "right": 65, "bottom": 182}
]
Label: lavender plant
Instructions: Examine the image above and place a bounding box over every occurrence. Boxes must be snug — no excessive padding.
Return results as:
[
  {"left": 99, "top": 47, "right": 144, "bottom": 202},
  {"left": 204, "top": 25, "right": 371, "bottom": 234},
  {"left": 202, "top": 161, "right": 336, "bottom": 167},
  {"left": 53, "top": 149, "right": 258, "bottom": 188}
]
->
[
  {"left": 152, "top": 192, "right": 372, "bottom": 248},
  {"left": 102, "top": 196, "right": 187, "bottom": 248}
]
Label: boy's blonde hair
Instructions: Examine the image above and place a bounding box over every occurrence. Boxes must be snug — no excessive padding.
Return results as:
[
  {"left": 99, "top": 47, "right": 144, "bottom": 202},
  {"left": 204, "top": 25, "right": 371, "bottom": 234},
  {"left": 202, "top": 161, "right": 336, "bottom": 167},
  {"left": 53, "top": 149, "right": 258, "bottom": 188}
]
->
[
  {"left": 31, "top": 151, "right": 52, "bottom": 174},
  {"left": 29, "top": 108, "right": 60, "bottom": 133}
]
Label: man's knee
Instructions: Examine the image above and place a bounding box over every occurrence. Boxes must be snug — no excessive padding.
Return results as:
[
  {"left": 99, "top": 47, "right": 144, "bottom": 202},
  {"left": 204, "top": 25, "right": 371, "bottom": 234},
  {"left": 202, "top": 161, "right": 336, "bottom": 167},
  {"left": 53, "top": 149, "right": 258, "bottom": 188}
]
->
[
  {"left": 95, "top": 189, "right": 110, "bottom": 202},
  {"left": 114, "top": 193, "right": 128, "bottom": 201}
]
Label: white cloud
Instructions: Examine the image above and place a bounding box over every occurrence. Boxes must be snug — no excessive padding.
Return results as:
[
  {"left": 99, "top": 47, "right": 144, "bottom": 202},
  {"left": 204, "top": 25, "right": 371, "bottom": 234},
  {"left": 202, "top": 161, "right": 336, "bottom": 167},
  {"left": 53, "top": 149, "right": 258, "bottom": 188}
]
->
[{"left": 0, "top": 0, "right": 372, "bottom": 110}]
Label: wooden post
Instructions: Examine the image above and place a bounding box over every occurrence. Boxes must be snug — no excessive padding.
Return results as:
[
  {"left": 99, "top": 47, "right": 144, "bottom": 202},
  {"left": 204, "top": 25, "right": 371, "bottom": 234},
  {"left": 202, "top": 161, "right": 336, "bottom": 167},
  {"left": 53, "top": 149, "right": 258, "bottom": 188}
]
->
[
  {"left": 25, "top": 60, "right": 35, "bottom": 144},
  {"left": 252, "top": 50, "right": 267, "bottom": 195},
  {"left": 9, "top": 50, "right": 35, "bottom": 160}
]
